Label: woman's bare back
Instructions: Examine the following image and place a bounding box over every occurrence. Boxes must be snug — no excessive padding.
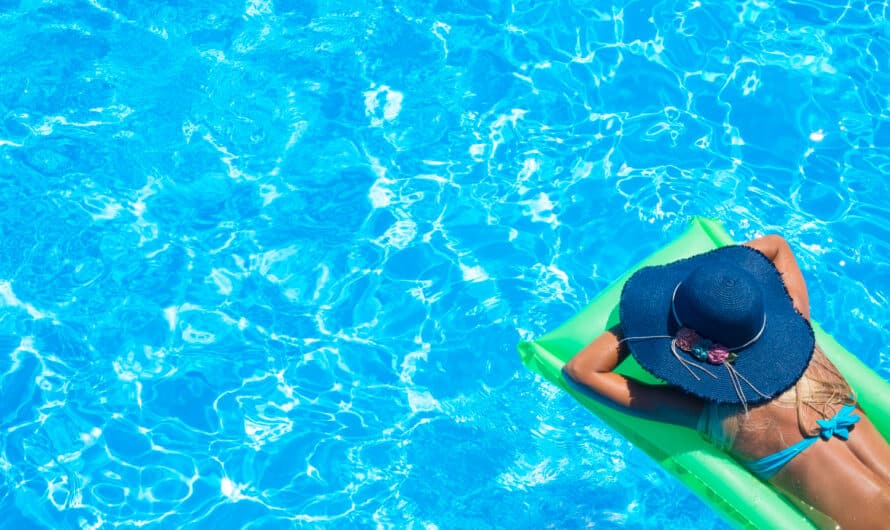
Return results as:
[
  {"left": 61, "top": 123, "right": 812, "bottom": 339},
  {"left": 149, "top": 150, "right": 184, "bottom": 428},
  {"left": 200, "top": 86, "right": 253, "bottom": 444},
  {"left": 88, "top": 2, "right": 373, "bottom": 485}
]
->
[{"left": 727, "top": 354, "right": 890, "bottom": 529}]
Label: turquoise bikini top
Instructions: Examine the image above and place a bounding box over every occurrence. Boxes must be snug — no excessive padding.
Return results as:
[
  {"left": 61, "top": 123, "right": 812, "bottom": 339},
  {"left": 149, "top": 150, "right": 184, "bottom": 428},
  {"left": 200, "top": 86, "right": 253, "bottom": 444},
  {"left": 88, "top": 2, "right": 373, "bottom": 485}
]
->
[{"left": 743, "top": 404, "right": 861, "bottom": 480}]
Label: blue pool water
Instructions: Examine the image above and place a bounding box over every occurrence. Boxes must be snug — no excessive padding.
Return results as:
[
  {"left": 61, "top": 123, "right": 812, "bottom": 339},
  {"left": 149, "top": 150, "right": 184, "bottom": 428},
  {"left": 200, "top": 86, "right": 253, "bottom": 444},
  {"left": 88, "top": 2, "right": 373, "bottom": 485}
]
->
[{"left": 1, "top": 0, "right": 889, "bottom": 528}]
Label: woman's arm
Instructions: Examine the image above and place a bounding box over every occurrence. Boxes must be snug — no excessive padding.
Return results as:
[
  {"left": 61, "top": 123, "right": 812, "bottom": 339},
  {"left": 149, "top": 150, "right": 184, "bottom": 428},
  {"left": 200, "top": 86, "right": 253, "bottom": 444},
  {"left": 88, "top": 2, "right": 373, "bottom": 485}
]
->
[
  {"left": 742, "top": 234, "right": 810, "bottom": 320},
  {"left": 563, "top": 326, "right": 704, "bottom": 430}
]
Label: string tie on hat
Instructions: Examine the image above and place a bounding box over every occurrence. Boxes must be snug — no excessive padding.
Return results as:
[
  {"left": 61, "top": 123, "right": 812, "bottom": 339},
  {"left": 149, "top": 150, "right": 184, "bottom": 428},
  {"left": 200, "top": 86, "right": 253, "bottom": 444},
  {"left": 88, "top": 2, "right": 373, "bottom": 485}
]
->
[
  {"left": 670, "top": 282, "right": 770, "bottom": 412},
  {"left": 614, "top": 281, "right": 772, "bottom": 413}
]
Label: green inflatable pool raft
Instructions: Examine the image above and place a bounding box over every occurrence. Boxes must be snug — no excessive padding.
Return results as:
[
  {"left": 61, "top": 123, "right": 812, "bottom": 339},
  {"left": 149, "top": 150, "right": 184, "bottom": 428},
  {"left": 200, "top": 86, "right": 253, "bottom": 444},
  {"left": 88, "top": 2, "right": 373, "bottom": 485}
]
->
[{"left": 517, "top": 217, "right": 890, "bottom": 529}]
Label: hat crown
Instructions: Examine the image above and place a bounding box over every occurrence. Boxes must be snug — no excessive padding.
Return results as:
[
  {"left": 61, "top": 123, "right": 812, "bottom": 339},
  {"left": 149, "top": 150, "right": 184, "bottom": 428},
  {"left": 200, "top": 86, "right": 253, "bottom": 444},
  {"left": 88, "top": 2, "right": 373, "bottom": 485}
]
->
[{"left": 674, "top": 265, "right": 765, "bottom": 348}]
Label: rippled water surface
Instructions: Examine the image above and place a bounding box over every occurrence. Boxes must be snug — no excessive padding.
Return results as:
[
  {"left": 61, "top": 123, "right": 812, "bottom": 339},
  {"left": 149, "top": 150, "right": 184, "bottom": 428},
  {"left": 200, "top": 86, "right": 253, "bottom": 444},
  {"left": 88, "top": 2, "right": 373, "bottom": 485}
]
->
[{"left": 1, "top": 0, "right": 889, "bottom": 528}]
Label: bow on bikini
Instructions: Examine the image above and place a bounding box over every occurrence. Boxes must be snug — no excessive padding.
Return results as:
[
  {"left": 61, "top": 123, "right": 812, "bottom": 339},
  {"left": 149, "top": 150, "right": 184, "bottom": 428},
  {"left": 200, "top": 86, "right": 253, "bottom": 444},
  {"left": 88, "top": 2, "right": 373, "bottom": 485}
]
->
[{"left": 816, "top": 404, "right": 860, "bottom": 440}]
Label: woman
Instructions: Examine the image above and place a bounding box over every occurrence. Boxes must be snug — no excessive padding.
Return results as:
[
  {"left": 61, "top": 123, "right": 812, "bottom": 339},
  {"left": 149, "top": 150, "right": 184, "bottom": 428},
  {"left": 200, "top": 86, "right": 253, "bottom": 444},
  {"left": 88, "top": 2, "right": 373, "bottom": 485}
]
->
[{"left": 563, "top": 235, "right": 890, "bottom": 529}]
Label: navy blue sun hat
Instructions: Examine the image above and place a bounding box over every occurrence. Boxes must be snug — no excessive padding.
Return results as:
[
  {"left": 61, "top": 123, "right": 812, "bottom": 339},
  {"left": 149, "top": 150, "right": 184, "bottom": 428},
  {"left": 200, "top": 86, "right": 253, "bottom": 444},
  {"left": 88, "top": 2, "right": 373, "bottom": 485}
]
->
[{"left": 619, "top": 245, "right": 815, "bottom": 406}]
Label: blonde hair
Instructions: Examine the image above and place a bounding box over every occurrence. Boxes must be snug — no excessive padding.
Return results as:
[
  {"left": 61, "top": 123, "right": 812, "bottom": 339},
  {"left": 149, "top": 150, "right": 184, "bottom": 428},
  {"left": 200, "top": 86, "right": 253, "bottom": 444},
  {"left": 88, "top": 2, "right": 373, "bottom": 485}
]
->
[{"left": 772, "top": 345, "right": 855, "bottom": 437}]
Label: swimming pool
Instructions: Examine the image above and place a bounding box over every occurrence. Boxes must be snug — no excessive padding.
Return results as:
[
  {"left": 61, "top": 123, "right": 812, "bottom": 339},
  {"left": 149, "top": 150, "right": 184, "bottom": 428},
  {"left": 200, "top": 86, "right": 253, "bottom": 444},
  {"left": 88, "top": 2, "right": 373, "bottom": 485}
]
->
[{"left": 1, "top": 0, "right": 888, "bottom": 528}]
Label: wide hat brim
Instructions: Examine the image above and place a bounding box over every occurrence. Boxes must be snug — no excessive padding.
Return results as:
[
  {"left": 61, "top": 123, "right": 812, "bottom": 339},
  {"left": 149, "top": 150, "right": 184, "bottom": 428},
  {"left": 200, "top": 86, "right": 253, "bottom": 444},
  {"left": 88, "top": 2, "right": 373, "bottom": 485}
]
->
[{"left": 619, "top": 245, "right": 814, "bottom": 405}]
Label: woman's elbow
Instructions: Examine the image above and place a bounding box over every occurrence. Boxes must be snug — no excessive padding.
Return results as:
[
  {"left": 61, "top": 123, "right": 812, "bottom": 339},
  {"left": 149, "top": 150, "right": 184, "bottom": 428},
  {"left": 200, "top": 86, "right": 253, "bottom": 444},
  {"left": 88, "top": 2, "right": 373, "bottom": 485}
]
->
[
  {"left": 562, "top": 358, "right": 583, "bottom": 383},
  {"left": 764, "top": 234, "right": 792, "bottom": 254},
  {"left": 744, "top": 233, "right": 791, "bottom": 261},
  {"left": 562, "top": 356, "right": 589, "bottom": 384}
]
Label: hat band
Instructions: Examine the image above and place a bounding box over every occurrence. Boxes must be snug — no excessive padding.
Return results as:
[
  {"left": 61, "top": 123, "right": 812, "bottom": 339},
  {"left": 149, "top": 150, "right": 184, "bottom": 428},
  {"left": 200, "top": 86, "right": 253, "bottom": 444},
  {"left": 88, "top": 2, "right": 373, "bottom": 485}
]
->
[
  {"left": 670, "top": 282, "right": 767, "bottom": 351},
  {"left": 618, "top": 330, "right": 771, "bottom": 413}
]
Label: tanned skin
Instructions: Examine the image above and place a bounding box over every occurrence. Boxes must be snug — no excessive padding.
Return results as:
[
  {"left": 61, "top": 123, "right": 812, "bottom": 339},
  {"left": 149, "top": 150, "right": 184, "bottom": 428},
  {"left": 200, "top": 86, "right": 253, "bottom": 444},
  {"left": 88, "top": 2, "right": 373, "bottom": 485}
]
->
[{"left": 564, "top": 235, "right": 890, "bottom": 529}]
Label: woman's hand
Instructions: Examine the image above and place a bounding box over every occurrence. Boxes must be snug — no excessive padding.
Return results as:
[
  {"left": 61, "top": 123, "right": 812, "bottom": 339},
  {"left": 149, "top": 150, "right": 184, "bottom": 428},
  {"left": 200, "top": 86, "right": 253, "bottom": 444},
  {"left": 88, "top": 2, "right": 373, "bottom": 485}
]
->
[{"left": 742, "top": 234, "right": 811, "bottom": 320}]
